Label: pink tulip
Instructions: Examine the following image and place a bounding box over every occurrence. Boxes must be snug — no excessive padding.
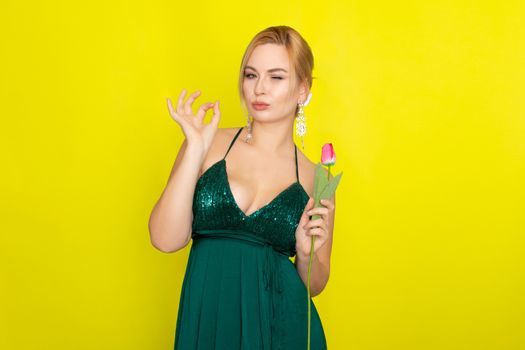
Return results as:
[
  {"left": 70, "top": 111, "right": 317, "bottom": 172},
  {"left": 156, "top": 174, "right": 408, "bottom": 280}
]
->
[
  {"left": 307, "top": 142, "right": 339, "bottom": 350},
  {"left": 321, "top": 143, "right": 336, "bottom": 166}
]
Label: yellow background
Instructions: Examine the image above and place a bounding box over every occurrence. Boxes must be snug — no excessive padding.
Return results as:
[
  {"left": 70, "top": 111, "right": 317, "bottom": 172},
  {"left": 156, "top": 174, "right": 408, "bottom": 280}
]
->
[{"left": 2, "top": 1, "right": 524, "bottom": 349}]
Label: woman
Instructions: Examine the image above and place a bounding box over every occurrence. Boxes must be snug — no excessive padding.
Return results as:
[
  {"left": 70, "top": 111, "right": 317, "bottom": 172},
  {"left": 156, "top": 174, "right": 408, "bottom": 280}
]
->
[{"left": 149, "top": 25, "right": 335, "bottom": 349}]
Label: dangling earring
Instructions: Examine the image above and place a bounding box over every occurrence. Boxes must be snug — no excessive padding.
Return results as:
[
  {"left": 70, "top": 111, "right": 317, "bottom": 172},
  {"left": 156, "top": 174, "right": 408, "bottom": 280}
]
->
[
  {"left": 244, "top": 112, "right": 253, "bottom": 143},
  {"left": 295, "top": 92, "right": 312, "bottom": 150}
]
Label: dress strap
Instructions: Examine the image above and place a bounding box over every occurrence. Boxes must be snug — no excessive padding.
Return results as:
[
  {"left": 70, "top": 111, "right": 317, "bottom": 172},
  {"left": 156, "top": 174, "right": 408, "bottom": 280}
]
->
[
  {"left": 223, "top": 127, "right": 244, "bottom": 160},
  {"left": 294, "top": 144, "right": 300, "bottom": 182}
]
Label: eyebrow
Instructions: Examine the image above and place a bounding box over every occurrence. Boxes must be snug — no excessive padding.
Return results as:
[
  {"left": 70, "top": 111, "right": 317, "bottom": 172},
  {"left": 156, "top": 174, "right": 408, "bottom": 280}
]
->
[{"left": 244, "top": 65, "right": 288, "bottom": 73}]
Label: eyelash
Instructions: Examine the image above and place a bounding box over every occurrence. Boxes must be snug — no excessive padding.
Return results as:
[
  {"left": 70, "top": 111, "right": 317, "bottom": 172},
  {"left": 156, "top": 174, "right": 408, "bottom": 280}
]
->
[{"left": 244, "top": 73, "right": 283, "bottom": 80}]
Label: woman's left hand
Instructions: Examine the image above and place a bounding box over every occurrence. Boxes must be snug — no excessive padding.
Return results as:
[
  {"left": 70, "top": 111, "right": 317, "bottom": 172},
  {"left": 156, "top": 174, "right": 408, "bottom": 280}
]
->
[{"left": 295, "top": 197, "right": 334, "bottom": 259}]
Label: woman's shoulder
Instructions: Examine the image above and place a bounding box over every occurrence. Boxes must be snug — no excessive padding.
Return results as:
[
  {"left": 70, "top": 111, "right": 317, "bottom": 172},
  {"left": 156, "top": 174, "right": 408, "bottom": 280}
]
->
[
  {"left": 295, "top": 147, "right": 319, "bottom": 198},
  {"left": 296, "top": 147, "right": 334, "bottom": 198},
  {"left": 216, "top": 126, "right": 246, "bottom": 147},
  {"left": 197, "top": 127, "right": 243, "bottom": 177},
  {"left": 296, "top": 147, "right": 316, "bottom": 172},
  {"left": 297, "top": 148, "right": 331, "bottom": 176}
]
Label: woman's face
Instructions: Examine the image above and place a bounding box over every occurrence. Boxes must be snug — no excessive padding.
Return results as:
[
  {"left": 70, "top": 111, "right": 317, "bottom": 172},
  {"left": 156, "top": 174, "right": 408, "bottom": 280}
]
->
[{"left": 242, "top": 43, "right": 305, "bottom": 121}]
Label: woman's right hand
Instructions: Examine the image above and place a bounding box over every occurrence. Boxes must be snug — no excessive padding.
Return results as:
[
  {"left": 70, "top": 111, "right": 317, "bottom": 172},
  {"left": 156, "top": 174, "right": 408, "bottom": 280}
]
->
[{"left": 166, "top": 89, "right": 221, "bottom": 155}]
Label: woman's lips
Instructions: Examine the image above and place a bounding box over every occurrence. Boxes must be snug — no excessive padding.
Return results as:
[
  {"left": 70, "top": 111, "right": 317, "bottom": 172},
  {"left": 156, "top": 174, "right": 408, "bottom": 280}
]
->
[{"left": 252, "top": 102, "right": 270, "bottom": 110}]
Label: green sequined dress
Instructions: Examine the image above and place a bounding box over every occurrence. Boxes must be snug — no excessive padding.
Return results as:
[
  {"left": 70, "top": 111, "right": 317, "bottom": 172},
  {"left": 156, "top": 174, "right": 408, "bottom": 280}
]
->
[{"left": 174, "top": 127, "right": 327, "bottom": 349}]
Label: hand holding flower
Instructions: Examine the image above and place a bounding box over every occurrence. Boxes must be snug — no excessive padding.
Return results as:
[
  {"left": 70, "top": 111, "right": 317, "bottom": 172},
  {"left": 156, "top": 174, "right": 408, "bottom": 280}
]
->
[{"left": 295, "top": 197, "right": 335, "bottom": 259}]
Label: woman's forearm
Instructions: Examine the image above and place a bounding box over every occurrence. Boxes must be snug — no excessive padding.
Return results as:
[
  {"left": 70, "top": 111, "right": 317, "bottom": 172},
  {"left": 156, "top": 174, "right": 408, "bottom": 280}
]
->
[{"left": 295, "top": 251, "right": 330, "bottom": 297}]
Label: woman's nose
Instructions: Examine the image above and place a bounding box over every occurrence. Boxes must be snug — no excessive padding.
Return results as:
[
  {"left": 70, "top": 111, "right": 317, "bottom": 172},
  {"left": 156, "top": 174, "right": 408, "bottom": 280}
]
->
[{"left": 254, "top": 76, "right": 267, "bottom": 94}]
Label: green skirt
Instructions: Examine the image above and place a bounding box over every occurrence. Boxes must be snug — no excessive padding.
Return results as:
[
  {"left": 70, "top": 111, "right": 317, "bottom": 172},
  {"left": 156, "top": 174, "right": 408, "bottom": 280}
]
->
[{"left": 174, "top": 230, "right": 328, "bottom": 349}]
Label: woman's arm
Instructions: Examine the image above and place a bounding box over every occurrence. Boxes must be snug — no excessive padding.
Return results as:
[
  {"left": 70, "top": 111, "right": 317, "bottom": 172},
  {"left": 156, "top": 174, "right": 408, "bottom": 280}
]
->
[
  {"left": 295, "top": 251, "right": 330, "bottom": 297},
  {"left": 295, "top": 194, "right": 336, "bottom": 296},
  {"left": 148, "top": 139, "right": 205, "bottom": 253}
]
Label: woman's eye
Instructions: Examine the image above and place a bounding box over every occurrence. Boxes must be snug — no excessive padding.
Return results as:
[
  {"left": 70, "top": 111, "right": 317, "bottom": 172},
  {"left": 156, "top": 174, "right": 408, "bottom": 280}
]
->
[{"left": 244, "top": 73, "right": 283, "bottom": 80}]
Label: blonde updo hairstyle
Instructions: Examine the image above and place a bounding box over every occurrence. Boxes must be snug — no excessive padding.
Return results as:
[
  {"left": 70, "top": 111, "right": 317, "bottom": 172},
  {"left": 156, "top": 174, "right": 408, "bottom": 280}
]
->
[{"left": 238, "top": 25, "right": 315, "bottom": 116}]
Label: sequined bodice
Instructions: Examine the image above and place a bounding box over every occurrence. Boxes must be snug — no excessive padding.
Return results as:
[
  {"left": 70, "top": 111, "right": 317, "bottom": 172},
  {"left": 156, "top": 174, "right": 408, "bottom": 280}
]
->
[{"left": 191, "top": 127, "right": 310, "bottom": 257}]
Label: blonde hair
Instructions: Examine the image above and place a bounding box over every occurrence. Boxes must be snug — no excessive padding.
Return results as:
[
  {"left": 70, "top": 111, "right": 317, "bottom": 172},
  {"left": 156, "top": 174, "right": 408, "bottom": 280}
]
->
[{"left": 238, "top": 25, "right": 315, "bottom": 115}]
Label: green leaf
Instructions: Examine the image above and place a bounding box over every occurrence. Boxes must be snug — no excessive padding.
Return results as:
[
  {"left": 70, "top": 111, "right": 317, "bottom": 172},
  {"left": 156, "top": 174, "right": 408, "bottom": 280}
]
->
[
  {"left": 313, "top": 163, "right": 329, "bottom": 203},
  {"left": 320, "top": 172, "right": 343, "bottom": 200}
]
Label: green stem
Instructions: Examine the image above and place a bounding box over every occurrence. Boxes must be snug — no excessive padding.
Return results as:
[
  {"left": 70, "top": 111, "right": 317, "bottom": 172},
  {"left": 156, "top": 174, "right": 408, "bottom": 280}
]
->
[
  {"left": 307, "top": 234, "right": 314, "bottom": 350},
  {"left": 307, "top": 164, "right": 331, "bottom": 349}
]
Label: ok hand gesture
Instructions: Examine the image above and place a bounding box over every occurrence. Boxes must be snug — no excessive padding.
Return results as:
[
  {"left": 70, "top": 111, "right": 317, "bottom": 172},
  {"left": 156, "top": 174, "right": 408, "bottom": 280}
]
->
[{"left": 166, "top": 89, "right": 221, "bottom": 155}]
